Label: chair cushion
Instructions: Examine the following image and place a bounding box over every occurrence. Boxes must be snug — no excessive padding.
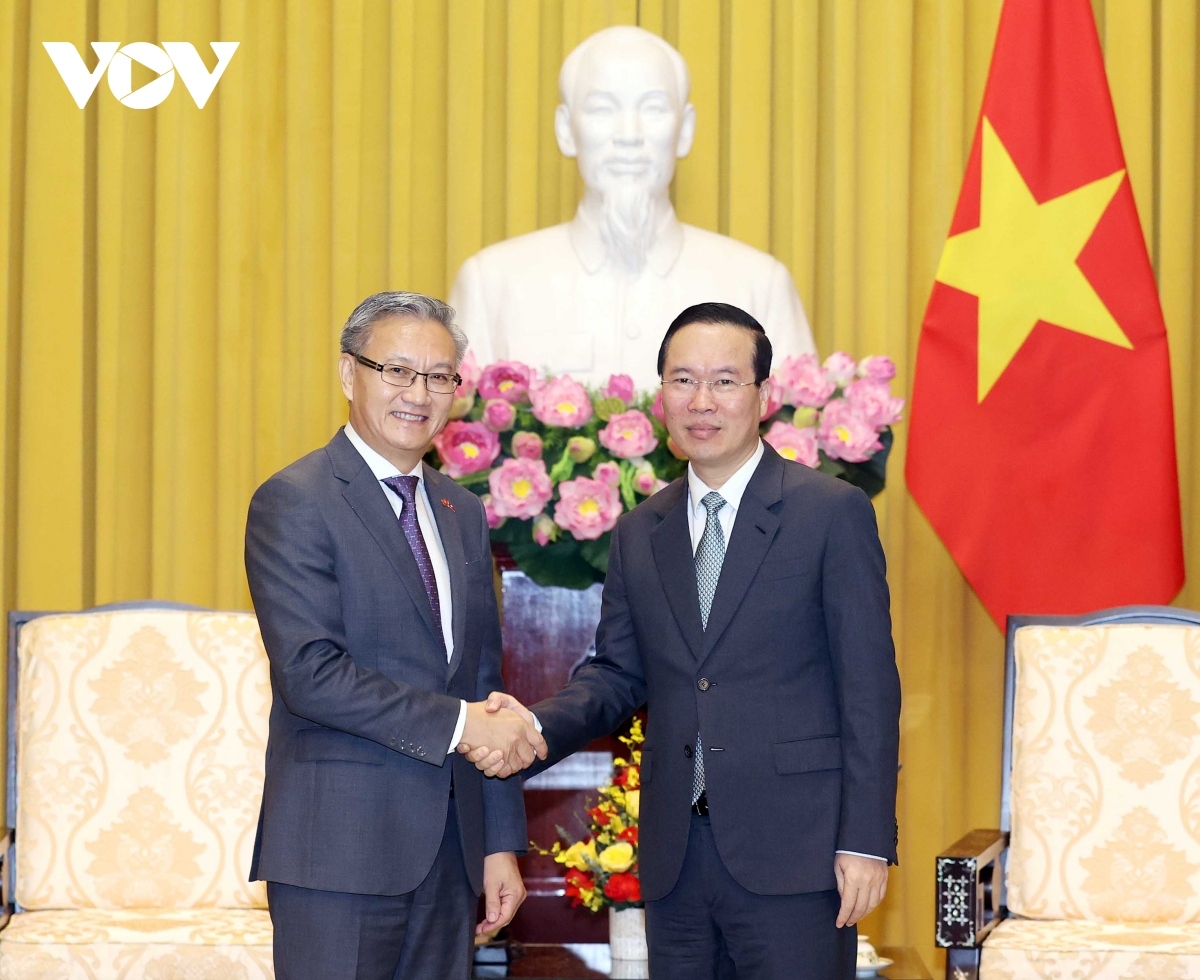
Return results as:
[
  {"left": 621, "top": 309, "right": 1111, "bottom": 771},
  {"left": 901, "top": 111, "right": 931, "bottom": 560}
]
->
[
  {"left": 0, "top": 909, "right": 272, "bottom": 978},
  {"left": 980, "top": 916, "right": 1200, "bottom": 978},
  {"left": 15, "top": 611, "right": 271, "bottom": 911},
  {"left": 1007, "top": 624, "right": 1200, "bottom": 922}
]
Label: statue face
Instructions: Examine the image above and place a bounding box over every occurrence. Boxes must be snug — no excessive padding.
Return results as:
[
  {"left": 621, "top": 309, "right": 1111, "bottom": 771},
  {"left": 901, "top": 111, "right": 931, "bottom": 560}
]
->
[{"left": 558, "top": 39, "right": 695, "bottom": 202}]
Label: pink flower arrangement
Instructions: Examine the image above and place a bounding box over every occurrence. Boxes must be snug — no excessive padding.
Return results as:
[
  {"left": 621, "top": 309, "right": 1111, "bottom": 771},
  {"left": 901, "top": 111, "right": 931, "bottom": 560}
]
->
[
  {"left": 632, "top": 462, "right": 658, "bottom": 496},
  {"left": 554, "top": 477, "right": 623, "bottom": 540},
  {"left": 512, "top": 432, "right": 543, "bottom": 459},
  {"left": 763, "top": 421, "right": 819, "bottom": 468},
  {"left": 482, "top": 398, "right": 517, "bottom": 432},
  {"left": 818, "top": 400, "right": 883, "bottom": 463},
  {"left": 593, "top": 461, "right": 622, "bottom": 488},
  {"left": 530, "top": 376, "right": 594, "bottom": 428},
  {"left": 481, "top": 494, "right": 504, "bottom": 529},
  {"left": 650, "top": 389, "right": 665, "bottom": 423},
  {"left": 450, "top": 351, "right": 482, "bottom": 420},
  {"left": 760, "top": 376, "right": 784, "bottom": 420},
  {"left": 533, "top": 513, "right": 558, "bottom": 546},
  {"left": 776, "top": 354, "right": 836, "bottom": 408},
  {"left": 844, "top": 379, "right": 904, "bottom": 428},
  {"left": 823, "top": 352, "right": 858, "bottom": 386},
  {"left": 602, "top": 374, "right": 637, "bottom": 404},
  {"left": 432, "top": 421, "right": 501, "bottom": 478},
  {"left": 599, "top": 410, "right": 658, "bottom": 459},
  {"left": 857, "top": 356, "right": 897, "bottom": 383},
  {"left": 489, "top": 458, "right": 553, "bottom": 520},
  {"left": 479, "top": 360, "right": 534, "bottom": 403}
]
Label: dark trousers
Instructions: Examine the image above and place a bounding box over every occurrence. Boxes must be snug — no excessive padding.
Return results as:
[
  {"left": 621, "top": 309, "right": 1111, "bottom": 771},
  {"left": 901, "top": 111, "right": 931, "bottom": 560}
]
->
[
  {"left": 646, "top": 814, "right": 856, "bottom": 980},
  {"left": 268, "top": 813, "right": 475, "bottom": 980}
]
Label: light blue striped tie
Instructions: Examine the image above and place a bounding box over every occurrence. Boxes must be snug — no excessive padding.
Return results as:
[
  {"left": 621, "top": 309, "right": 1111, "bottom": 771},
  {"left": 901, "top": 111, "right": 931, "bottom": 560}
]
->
[{"left": 692, "top": 491, "right": 726, "bottom": 804}]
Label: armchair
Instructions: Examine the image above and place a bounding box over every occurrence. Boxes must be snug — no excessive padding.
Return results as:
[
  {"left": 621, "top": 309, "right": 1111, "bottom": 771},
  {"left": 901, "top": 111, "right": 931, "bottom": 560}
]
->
[
  {"left": 0, "top": 603, "right": 273, "bottom": 978},
  {"left": 935, "top": 605, "right": 1200, "bottom": 979}
]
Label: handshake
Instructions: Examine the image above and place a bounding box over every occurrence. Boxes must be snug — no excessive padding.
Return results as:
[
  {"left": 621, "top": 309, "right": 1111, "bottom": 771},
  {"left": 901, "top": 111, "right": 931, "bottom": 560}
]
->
[{"left": 457, "top": 693, "right": 545, "bottom": 778}]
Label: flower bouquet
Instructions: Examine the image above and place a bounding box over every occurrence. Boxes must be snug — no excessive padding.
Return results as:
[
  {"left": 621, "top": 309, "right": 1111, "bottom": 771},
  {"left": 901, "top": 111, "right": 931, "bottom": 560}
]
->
[
  {"left": 536, "top": 717, "right": 645, "bottom": 911},
  {"left": 425, "top": 351, "right": 903, "bottom": 589}
]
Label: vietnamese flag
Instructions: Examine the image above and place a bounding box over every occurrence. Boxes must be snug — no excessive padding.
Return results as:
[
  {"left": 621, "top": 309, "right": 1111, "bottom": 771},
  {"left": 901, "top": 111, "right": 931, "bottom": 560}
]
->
[{"left": 905, "top": 0, "right": 1184, "bottom": 630}]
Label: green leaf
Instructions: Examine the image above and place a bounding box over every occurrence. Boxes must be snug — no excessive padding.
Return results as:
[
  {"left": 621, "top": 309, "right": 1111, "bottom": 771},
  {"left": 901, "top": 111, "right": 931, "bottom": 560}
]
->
[
  {"left": 453, "top": 467, "right": 492, "bottom": 487},
  {"left": 548, "top": 445, "right": 577, "bottom": 484},
  {"left": 505, "top": 537, "right": 603, "bottom": 589},
  {"left": 579, "top": 537, "right": 611, "bottom": 573},
  {"left": 618, "top": 461, "right": 638, "bottom": 511}
]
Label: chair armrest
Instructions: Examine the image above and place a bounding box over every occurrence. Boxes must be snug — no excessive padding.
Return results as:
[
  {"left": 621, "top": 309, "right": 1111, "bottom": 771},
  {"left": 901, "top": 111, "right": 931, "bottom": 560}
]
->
[{"left": 936, "top": 828, "right": 1008, "bottom": 949}]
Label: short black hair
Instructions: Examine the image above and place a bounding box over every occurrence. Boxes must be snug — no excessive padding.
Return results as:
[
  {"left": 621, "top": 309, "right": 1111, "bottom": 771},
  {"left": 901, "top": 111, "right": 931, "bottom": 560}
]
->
[{"left": 656, "top": 302, "right": 772, "bottom": 383}]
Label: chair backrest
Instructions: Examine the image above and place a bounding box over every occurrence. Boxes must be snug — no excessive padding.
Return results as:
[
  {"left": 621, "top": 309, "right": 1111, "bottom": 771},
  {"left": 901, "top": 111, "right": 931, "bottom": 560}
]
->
[
  {"left": 1004, "top": 607, "right": 1200, "bottom": 923},
  {"left": 9, "top": 606, "right": 269, "bottom": 911}
]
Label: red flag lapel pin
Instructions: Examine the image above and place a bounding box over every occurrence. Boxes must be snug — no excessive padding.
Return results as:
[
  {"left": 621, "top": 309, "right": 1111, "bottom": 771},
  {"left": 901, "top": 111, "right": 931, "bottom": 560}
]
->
[{"left": 441, "top": 498, "right": 455, "bottom": 512}]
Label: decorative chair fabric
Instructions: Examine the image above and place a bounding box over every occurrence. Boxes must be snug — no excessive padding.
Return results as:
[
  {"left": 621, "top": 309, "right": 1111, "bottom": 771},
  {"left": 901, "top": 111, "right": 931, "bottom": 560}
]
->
[
  {"left": 979, "top": 917, "right": 1200, "bottom": 979},
  {"left": 13, "top": 610, "right": 270, "bottom": 912},
  {"left": 1005, "top": 624, "right": 1200, "bottom": 923},
  {"left": 0, "top": 909, "right": 273, "bottom": 979}
]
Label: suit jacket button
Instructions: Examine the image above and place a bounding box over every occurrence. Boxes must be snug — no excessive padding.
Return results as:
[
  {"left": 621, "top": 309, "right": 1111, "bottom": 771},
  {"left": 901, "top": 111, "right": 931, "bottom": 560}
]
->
[
  {"left": 697, "top": 678, "right": 710, "bottom": 691},
  {"left": 418, "top": 747, "right": 426, "bottom": 757},
  {"left": 684, "top": 744, "right": 693, "bottom": 758}
]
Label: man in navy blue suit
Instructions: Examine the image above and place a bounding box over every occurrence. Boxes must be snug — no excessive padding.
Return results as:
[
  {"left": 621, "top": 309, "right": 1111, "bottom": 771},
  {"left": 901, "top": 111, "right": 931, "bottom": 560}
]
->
[{"left": 465, "top": 303, "right": 900, "bottom": 979}]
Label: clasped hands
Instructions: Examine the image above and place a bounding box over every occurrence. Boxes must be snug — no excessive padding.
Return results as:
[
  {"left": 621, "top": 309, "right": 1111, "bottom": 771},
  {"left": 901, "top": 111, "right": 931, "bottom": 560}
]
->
[{"left": 458, "top": 693, "right": 543, "bottom": 778}]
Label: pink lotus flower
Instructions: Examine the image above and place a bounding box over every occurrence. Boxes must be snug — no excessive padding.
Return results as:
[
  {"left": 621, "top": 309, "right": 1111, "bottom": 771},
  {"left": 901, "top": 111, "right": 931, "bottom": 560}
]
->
[
  {"left": 632, "top": 462, "right": 658, "bottom": 495},
  {"left": 593, "top": 461, "right": 622, "bottom": 488},
  {"left": 651, "top": 479, "right": 670, "bottom": 495},
  {"left": 533, "top": 513, "right": 558, "bottom": 546},
  {"left": 553, "top": 477, "right": 623, "bottom": 540},
  {"left": 457, "top": 350, "right": 481, "bottom": 399},
  {"left": 530, "top": 376, "right": 593, "bottom": 428},
  {"left": 760, "top": 376, "right": 784, "bottom": 420},
  {"left": 823, "top": 352, "right": 858, "bottom": 387},
  {"left": 650, "top": 389, "right": 665, "bottom": 422},
  {"left": 488, "top": 458, "right": 553, "bottom": 520},
  {"left": 602, "top": 374, "right": 636, "bottom": 404},
  {"left": 432, "top": 421, "right": 501, "bottom": 478},
  {"left": 481, "top": 494, "right": 504, "bottom": 529},
  {"left": 817, "top": 399, "right": 883, "bottom": 463},
  {"left": 844, "top": 379, "right": 904, "bottom": 428},
  {"left": 764, "top": 421, "right": 819, "bottom": 468},
  {"left": 599, "top": 410, "right": 657, "bottom": 459},
  {"left": 479, "top": 360, "right": 534, "bottom": 404},
  {"left": 857, "top": 355, "right": 897, "bottom": 383},
  {"left": 482, "top": 398, "right": 517, "bottom": 432},
  {"left": 511, "top": 431, "right": 543, "bottom": 459},
  {"left": 776, "top": 354, "right": 836, "bottom": 408}
]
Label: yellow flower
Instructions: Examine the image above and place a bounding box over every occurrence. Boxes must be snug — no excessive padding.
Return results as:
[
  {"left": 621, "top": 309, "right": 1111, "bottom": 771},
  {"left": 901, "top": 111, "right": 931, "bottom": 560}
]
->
[
  {"left": 625, "top": 790, "right": 640, "bottom": 820},
  {"left": 609, "top": 813, "right": 626, "bottom": 834},
  {"left": 625, "top": 766, "right": 640, "bottom": 790},
  {"left": 597, "top": 841, "right": 635, "bottom": 874},
  {"left": 558, "top": 837, "right": 598, "bottom": 871}
]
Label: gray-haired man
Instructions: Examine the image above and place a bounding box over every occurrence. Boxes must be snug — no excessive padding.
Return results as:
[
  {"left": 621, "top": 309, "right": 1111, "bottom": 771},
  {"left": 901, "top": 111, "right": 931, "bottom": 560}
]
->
[{"left": 245, "top": 292, "right": 545, "bottom": 979}]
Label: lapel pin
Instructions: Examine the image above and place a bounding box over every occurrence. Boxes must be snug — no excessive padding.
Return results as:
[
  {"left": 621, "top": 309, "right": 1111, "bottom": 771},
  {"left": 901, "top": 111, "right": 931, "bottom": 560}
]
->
[{"left": 441, "top": 498, "right": 455, "bottom": 511}]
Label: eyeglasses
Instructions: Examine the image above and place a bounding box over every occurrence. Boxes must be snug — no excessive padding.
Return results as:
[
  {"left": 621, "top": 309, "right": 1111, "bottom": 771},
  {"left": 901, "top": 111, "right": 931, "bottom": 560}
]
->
[
  {"left": 661, "top": 378, "right": 760, "bottom": 398},
  {"left": 354, "top": 354, "right": 462, "bottom": 394}
]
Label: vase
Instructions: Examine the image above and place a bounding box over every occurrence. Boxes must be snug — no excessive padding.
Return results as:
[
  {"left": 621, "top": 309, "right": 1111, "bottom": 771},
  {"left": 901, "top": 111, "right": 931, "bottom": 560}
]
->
[{"left": 609, "top": 906, "right": 649, "bottom": 972}]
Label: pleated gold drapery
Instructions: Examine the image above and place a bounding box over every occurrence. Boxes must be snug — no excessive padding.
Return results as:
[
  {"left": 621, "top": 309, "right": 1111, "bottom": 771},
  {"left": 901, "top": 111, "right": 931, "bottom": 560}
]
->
[{"left": 2, "top": 0, "right": 1198, "bottom": 967}]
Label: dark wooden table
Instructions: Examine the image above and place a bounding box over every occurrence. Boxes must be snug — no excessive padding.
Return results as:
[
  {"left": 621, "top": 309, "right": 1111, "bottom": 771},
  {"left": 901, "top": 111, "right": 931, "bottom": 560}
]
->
[{"left": 474, "top": 943, "right": 931, "bottom": 979}]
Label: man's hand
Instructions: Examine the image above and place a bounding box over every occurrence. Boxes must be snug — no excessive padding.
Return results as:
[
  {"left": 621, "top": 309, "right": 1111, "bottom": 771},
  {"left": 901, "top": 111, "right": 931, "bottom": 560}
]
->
[
  {"left": 458, "top": 692, "right": 540, "bottom": 777},
  {"left": 834, "top": 853, "right": 888, "bottom": 928},
  {"left": 478, "top": 851, "right": 526, "bottom": 936},
  {"left": 459, "top": 700, "right": 546, "bottom": 778}
]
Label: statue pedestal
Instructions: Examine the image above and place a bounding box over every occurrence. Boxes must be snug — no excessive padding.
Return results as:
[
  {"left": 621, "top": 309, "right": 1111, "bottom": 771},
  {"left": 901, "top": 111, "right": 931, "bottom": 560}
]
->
[{"left": 495, "top": 560, "right": 616, "bottom": 944}]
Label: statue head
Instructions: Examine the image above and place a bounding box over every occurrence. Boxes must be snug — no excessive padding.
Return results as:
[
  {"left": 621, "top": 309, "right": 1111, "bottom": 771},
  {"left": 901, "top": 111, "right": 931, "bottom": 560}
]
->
[{"left": 556, "top": 27, "right": 697, "bottom": 271}]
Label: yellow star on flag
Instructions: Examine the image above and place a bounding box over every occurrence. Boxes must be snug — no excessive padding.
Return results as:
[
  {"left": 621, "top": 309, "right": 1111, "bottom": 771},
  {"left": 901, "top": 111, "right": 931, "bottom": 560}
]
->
[{"left": 935, "top": 117, "right": 1131, "bottom": 401}]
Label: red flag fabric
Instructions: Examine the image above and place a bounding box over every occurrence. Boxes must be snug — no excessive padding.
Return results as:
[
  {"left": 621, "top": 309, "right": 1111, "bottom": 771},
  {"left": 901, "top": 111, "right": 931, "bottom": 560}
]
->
[{"left": 905, "top": 0, "right": 1184, "bottom": 630}]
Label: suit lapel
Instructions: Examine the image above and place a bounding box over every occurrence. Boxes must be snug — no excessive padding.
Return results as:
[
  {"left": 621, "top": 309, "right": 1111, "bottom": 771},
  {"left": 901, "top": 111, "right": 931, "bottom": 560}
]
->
[
  {"left": 698, "top": 447, "right": 784, "bottom": 661},
  {"left": 424, "top": 467, "right": 469, "bottom": 683},
  {"left": 650, "top": 480, "right": 705, "bottom": 661},
  {"left": 332, "top": 433, "right": 441, "bottom": 645}
]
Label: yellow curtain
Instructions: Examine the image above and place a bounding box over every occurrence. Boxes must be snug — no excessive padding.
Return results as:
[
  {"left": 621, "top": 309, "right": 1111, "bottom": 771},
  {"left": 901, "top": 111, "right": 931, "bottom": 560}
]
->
[{"left": 1, "top": 0, "right": 1197, "bottom": 968}]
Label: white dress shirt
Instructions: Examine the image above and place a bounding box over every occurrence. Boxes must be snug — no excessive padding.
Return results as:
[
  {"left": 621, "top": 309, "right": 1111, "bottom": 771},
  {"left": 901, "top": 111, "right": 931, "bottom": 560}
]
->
[
  {"left": 343, "top": 424, "right": 468, "bottom": 753},
  {"left": 687, "top": 441, "right": 884, "bottom": 864}
]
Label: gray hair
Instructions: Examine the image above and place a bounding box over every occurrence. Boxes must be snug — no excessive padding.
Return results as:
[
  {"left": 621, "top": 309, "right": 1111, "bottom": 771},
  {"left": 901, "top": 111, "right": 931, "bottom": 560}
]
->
[
  {"left": 559, "top": 26, "right": 690, "bottom": 107},
  {"left": 339, "top": 291, "right": 469, "bottom": 367}
]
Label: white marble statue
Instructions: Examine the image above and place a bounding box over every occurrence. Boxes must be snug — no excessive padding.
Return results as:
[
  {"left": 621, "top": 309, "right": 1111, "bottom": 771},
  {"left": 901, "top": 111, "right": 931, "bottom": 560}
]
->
[{"left": 449, "top": 25, "right": 815, "bottom": 390}]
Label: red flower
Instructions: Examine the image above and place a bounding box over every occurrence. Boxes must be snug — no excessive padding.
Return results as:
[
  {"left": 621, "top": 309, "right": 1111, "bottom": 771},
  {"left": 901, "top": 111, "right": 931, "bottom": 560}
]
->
[
  {"left": 564, "top": 868, "right": 596, "bottom": 907},
  {"left": 589, "top": 806, "right": 611, "bottom": 826},
  {"left": 618, "top": 827, "right": 639, "bottom": 845},
  {"left": 613, "top": 769, "right": 629, "bottom": 787},
  {"left": 603, "top": 872, "right": 641, "bottom": 904}
]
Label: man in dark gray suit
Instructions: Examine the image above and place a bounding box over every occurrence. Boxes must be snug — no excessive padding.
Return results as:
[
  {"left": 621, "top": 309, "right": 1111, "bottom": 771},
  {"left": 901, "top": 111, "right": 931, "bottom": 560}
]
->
[
  {"left": 466, "top": 303, "right": 901, "bottom": 979},
  {"left": 245, "top": 292, "right": 546, "bottom": 980}
]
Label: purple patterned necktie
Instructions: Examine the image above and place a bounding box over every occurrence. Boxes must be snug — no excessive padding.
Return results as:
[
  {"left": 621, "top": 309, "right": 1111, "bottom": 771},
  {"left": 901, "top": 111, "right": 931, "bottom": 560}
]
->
[{"left": 381, "top": 475, "right": 442, "bottom": 632}]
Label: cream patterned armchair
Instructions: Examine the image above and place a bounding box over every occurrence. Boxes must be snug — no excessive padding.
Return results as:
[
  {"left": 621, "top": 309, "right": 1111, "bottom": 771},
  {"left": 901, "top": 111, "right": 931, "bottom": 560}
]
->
[
  {"left": 0, "top": 604, "right": 273, "bottom": 979},
  {"left": 936, "top": 606, "right": 1200, "bottom": 980}
]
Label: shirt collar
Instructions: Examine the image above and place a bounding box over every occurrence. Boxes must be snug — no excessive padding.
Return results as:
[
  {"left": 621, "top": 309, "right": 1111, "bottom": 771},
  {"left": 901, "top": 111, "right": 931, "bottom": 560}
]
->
[
  {"left": 687, "top": 440, "right": 765, "bottom": 516},
  {"left": 343, "top": 423, "right": 425, "bottom": 484},
  {"left": 568, "top": 203, "right": 685, "bottom": 277}
]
